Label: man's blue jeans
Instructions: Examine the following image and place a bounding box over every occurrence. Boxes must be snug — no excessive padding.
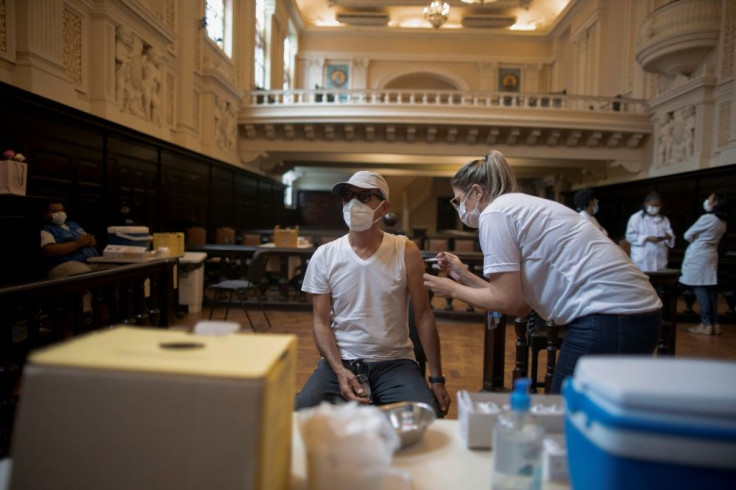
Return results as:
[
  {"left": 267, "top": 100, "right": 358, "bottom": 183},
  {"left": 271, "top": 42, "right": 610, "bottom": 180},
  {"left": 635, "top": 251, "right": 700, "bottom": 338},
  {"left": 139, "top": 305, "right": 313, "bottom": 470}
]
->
[
  {"left": 551, "top": 310, "right": 662, "bottom": 393},
  {"left": 295, "top": 358, "right": 440, "bottom": 416}
]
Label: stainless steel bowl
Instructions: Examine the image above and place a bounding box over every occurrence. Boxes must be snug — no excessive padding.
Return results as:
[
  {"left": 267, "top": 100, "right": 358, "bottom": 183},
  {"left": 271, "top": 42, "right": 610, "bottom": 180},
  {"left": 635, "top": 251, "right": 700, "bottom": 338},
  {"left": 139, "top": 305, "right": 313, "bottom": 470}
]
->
[{"left": 380, "top": 401, "right": 436, "bottom": 449}]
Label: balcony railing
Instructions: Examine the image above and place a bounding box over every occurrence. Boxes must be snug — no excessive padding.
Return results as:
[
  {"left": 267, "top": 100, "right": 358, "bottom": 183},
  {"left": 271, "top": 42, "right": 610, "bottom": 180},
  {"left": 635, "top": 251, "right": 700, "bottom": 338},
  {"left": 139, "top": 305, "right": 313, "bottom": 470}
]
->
[{"left": 245, "top": 89, "right": 649, "bottom": 115}]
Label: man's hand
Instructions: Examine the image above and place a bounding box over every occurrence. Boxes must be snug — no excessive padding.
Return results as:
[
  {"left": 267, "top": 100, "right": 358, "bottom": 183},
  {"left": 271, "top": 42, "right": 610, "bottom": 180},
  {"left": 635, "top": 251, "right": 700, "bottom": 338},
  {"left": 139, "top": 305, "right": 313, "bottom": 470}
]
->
[
  {"left": 75, "top": 233, "right": 96, "bottom": 248},
  {"left": 336, "top": 367, "right": 371, "bottom": 404},
  {"left": 430, "top": 383, "right": 451, "bottom": 415}
]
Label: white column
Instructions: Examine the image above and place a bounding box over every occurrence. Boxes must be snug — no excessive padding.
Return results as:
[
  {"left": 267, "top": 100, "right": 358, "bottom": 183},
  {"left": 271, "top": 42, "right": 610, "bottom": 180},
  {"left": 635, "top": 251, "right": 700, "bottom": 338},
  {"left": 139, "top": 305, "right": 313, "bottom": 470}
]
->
[{"left": 174, "top": 0, "right": 198, "bottom": 138}]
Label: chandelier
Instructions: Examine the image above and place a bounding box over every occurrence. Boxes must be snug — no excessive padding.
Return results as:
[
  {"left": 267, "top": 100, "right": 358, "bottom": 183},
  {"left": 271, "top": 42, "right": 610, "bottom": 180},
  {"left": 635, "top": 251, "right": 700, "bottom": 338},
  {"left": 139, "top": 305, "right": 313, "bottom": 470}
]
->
[{"left": 424, "top": 1, "right": 450, "bottom": 29}]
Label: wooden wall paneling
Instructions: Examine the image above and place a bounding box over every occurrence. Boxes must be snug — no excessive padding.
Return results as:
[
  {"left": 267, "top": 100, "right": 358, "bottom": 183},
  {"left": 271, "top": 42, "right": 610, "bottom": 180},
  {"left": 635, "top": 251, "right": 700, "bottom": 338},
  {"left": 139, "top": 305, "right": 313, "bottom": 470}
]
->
[
  {"left": 234, "top": 174, "right": 257, "bottom": 232},
  {"left": 210, "top": 165, "right": 235, "bottom": 230},
  {"left": 161, "top": 151, "right": 210, "bottom": 233},
  {"left": 590, "top": 164, "right": 736, "bottom": 266},
  {"left": 297, "top": 190, "right": 344, "bottom": 229},
  {"left": 107, "top": 136, "right": 160, "bottom": 234},
  {"left": 0, "top": 196, "right": 48, "bottom": 285}
]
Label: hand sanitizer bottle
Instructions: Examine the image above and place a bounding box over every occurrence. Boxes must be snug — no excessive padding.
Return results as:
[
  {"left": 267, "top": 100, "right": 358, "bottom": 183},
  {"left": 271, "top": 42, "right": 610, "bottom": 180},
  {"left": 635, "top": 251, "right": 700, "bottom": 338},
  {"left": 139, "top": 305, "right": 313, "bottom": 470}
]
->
[{"left": 492, "top": 378, "right": 545, "bottom": 490}]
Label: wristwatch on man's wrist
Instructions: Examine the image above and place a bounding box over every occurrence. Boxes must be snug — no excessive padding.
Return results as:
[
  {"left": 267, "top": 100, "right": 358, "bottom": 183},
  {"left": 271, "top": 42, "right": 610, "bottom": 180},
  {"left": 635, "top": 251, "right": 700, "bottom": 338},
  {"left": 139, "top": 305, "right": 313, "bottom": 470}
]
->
[{"left": 428, "top": 375, "right": 446, "bottom": 384}]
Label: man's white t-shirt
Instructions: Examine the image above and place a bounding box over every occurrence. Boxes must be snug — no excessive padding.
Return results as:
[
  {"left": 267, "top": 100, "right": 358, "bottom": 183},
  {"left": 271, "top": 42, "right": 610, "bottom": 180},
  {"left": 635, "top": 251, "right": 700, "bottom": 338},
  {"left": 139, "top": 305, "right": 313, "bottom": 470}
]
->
[
  {"left": 480, "top": 193, "right": 661, "bottom": 325},
  {"left": 301, "top": 233, "right": 415, "bottom": 362}
]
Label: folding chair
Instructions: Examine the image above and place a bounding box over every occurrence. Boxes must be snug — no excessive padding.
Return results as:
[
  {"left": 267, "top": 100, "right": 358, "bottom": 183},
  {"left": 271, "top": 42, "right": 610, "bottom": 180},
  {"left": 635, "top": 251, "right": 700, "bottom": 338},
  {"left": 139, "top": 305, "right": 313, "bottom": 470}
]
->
[{"left": 206, "top": 250, "right": 272, "bottom": 331}]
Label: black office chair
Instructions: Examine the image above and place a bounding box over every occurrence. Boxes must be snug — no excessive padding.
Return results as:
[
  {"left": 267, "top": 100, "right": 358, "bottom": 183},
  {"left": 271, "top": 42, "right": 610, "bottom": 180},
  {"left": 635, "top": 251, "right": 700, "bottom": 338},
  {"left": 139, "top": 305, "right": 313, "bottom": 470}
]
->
[{"left": 206, "top": 249, "right": 272, "bottom": 331}]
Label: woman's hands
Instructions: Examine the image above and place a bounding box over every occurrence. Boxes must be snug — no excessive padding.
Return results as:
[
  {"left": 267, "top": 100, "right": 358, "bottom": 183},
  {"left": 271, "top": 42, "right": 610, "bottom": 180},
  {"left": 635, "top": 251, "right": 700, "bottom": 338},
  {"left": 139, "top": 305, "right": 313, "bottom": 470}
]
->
[
  {"left": 423, "top": 252, "right": 468, "bottom": 299},
  {"left": 436, "top": 252, "right": 467, "bottom": 282}
]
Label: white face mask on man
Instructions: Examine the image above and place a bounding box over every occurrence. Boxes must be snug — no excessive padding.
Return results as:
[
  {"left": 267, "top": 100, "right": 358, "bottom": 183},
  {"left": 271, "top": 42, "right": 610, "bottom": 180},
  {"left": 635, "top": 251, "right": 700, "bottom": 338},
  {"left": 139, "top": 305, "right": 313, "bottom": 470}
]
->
[
  {"left": 458, "top": 193, "right": 481, "bottom": 229},
  {"left": 703, "top": 198, "right": 713, "bottom": 212},
  {"left": 51, "top": 211, "right": 67, "bottom": 226},
  {"left": 343, "top": 199, "right": 382, "bottom": 232},
  {"left": 645, "top": 205, "right": 660, "bottom": 216}
]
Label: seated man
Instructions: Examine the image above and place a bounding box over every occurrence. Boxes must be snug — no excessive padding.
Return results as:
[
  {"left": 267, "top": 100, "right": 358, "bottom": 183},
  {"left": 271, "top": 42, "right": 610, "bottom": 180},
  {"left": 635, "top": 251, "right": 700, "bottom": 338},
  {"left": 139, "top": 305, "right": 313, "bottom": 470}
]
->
[
  {"left": 41, "top": 199, "right": 99, "bottom": 279},
  {"left": 295, "top": 171, "right": 450, "bottom": 416}
]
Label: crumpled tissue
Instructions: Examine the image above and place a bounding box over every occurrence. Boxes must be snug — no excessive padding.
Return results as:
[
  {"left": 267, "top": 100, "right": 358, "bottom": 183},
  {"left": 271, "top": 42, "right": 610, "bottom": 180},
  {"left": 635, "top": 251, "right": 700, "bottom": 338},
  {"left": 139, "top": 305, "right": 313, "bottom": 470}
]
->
[{"left": 298, "top": 402, "right": 400, "bottom": 490}]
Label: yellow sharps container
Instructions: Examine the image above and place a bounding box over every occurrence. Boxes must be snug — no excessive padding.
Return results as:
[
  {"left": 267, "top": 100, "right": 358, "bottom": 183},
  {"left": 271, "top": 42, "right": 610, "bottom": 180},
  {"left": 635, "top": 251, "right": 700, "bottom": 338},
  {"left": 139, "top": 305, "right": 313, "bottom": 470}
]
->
[{"left": 10, "top": 326, "right": 296, "bottom": 490}]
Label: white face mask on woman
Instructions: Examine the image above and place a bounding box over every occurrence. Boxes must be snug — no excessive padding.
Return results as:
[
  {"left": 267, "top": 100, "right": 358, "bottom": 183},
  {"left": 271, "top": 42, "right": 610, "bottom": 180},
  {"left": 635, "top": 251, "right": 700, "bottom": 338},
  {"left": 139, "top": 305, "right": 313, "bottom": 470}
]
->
[
  {"left": 703, "top": 199, "right": 713, "bottom": 212},
  {"left": 51, "top": 211, "right": 67, "bottom": 226},
  {"left": 458, "top": 193, "right": 481, "bottom": 228},
  {"left": 645, "top": 205, "right": 660, "bottom": 216},
  {"left": 343, "top": 199, "right": 382, "bottom": 231}
]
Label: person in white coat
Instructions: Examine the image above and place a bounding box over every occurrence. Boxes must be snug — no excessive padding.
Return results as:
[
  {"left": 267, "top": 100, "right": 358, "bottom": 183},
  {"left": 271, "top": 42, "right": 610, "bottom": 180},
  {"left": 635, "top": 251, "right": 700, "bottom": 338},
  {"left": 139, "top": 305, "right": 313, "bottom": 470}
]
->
[
  {"left": 680, "top": 193, "right": 728, "bottom": 335},
  {"left": 574, "top": 188, "right": 608, "bottom": 236},
  {"left": 626, "top": 192, "right": 675, "bottom": 272}
]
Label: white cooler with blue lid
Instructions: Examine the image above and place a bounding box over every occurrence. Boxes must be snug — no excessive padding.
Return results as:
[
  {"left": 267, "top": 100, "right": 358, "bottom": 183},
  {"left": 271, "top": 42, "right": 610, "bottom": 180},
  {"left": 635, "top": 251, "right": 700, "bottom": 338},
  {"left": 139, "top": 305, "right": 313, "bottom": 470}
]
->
[
  {"left": 107, "top": 226, "right": 153, "bottom": 249},
  {"left": 563, "top": 356, "right": 736, "bottom": 490}
]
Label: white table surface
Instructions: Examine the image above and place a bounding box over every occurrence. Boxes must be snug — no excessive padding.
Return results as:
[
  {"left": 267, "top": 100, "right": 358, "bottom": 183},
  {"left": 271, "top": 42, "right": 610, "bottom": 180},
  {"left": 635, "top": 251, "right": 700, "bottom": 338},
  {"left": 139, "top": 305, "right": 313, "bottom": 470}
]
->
[
  {"left": 291, "top": 418, "right": 569, "bottom": 490},
  {"left": 0, "top": 419, "right": 569, "bottom": 490}
]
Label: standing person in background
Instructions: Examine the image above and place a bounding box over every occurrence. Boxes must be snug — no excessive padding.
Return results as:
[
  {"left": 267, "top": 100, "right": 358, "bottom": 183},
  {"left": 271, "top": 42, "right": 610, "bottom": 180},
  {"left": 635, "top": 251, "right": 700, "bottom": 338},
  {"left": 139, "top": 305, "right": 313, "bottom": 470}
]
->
[
  {"left": 625, "top": 192, "right": 675, "bottom": 272},
  {"left": 423, "top": 150, "right": 662, "bottom": 393},
  {"left": 573, "top": 188, "right": 608, "bottom": 236},
  {"left": 41, "top": 199, "right": 98, "bottom": 279},
  {"left": 681, "top": 193, "right": 728, "bottom": 335}
]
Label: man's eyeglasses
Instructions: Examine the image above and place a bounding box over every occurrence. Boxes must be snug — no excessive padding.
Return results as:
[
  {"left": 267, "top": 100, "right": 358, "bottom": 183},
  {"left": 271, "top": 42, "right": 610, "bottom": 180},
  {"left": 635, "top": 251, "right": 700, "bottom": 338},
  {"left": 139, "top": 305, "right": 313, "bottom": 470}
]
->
[{"left": 342, "top": 190, "right": 384, "bottom": 203}]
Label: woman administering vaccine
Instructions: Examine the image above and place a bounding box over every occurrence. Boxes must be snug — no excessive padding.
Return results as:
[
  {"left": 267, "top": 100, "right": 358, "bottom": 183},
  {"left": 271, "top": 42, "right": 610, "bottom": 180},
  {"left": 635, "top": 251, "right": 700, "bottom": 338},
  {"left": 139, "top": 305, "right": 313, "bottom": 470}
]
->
[
  {"left": 625, "top": 192, "right": 675, "bottom": 272},
  {"left": 423, "top": 150, "right": 663, "bottom": 393}
]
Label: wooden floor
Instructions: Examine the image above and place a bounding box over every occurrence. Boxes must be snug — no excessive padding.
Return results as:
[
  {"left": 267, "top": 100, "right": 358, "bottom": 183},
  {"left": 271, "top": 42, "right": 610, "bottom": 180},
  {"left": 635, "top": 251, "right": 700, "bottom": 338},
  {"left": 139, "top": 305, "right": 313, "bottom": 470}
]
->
[{"left": 174, "top": 297, "right": 736, "bottom": 420}]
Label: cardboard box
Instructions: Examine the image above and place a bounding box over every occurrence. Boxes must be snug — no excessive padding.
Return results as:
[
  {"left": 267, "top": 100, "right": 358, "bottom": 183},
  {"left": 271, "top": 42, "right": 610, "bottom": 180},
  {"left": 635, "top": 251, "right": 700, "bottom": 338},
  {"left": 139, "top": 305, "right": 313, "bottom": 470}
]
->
[
  {"left": 10, "top": 327, "right": 297, "bottom": 490},
  {"left": 457, "top": 390, "right": 564, "bottom": 449},
  {"left": 0, "top": 159, "right": 28, "bottom": 195},
  {"left": 273, "top": 225, "right": 299, "bottom": 248},
  {"left": 153, "top": 232, "right": 185, "bottom": 256}
]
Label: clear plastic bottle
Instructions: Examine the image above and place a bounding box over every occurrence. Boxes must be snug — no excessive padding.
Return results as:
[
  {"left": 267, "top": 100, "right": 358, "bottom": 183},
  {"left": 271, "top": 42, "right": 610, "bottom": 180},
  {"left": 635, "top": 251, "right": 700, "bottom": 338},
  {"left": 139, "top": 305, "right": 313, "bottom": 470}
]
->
[{"left": 492, "top": 378, "right": 545, "bottom": 490}]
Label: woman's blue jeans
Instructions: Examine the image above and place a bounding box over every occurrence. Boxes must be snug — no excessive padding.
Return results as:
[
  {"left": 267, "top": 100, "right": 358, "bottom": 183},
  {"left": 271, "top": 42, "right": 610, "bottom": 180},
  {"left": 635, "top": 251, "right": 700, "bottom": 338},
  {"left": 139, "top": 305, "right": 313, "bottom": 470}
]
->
[
  {"left": 693, "top": 286, "right": 719, "bottom": 327},
  {"left": 551, "top": 310, "right": 662, "bottom": 393}
]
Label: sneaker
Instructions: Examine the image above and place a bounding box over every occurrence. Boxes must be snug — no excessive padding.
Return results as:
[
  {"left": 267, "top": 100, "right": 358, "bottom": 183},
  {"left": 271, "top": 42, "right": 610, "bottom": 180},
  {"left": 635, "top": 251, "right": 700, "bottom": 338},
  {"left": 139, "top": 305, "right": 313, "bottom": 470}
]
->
[
  {"left": 688, "top": 324, "right": 713, "bottom": 335},
  {"left": 713, "top": 324, "right": 722, "bottom": 335}
]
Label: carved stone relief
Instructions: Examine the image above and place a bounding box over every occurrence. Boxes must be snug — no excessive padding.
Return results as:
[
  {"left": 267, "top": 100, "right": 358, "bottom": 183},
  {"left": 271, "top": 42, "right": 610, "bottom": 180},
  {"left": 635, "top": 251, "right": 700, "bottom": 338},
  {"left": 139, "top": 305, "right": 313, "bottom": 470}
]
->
[
  {"left": 722, "top": 0, "right": 735, "bottom": 80},
  {"left": 214, "top": 95, "right": 236, "bottom": 152},
  {"left": 115, "top": 25, "right": 163, "bottom": 125},
  {"left": 165, "top": 0, "right": 175, "bottom": 30},
  {"left": 655, "top": 105, "right": 695, "bottom": 167},
  {"left": 166, "top": 71, "right": 174, "bottom": 126},
  {"left": 63, "top": 8, "right": 82, "bottom": 86},
  {"left": 718, "top": 101, "right": 731, "bottom": 148},
  {"left": 0, "top": 0, "right": 6, "bottom": 53}
]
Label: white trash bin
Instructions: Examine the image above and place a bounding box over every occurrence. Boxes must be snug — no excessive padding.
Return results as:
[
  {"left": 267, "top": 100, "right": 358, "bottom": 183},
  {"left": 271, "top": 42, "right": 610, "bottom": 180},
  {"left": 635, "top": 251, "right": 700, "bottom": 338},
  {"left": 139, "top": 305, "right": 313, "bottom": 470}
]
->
[{"left": 179, "top": 252, "right": 207, "bottom": 313}]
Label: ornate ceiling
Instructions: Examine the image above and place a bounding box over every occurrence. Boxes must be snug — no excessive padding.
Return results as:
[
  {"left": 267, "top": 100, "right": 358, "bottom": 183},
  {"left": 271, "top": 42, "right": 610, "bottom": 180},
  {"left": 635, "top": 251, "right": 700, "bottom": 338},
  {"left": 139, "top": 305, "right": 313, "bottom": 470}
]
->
[{"left": 294, "top": 0, "right": 572, "bottom": 32}]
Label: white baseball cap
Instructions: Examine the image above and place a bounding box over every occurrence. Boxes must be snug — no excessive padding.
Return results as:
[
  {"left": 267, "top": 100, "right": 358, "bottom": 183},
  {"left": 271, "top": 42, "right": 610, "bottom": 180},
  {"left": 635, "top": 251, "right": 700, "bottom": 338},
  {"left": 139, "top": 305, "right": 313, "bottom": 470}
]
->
[{"left": 331, "top": 171, "right": 389, "bottom": 200}]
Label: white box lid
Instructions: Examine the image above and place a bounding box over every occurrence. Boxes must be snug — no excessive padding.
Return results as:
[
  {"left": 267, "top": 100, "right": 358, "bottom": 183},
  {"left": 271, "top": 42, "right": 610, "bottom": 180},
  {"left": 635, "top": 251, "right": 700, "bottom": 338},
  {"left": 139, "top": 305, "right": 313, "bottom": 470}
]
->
[
  {"left": 181, "top": 251, "right": 207, "bottom": 263},
  {"left": 107, "top": 226, "right": 150, "bottom": 233},
  {"left": 572, "top": 356, "right": 736, "bottom": 418}
]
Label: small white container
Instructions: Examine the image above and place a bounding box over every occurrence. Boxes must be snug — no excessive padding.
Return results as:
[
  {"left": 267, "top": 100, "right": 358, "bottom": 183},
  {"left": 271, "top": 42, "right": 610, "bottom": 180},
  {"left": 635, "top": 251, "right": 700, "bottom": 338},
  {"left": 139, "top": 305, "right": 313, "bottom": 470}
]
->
[{"left": 457, "top": 390, "right": 564, "bottom": 449}]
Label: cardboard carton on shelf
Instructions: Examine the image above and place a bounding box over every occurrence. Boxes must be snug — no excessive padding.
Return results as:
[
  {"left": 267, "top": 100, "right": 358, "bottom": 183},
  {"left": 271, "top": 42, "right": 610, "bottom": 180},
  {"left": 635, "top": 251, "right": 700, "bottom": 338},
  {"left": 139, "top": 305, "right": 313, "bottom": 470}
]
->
[{"left": 273, "top": 225, "right": 299, "bottom": 248}]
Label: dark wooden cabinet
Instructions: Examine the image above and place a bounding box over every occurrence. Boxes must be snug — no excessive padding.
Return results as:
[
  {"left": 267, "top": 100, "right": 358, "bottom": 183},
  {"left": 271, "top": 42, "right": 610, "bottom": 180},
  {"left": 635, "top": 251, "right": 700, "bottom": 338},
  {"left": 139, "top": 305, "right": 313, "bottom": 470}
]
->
[
  {"left": 0, "top": 81, "right": 285, "bottom": 286},
  {"left": 0, "top": 195, "right": 47, "bottom": 286}
]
